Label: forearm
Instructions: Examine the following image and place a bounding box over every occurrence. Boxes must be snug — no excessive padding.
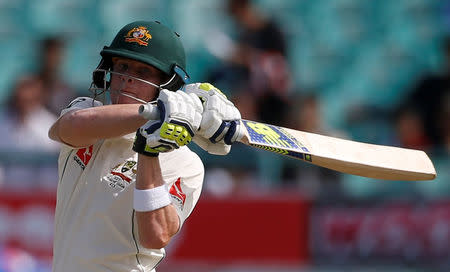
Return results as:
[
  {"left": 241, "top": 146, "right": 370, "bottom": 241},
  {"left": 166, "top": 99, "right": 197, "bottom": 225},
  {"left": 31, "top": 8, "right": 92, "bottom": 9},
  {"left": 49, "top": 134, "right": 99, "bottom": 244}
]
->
[
  {"left": 50, "top": 104, "right": 147, "bottom": 147},
  {"left": 135, "top": 155, "right": 179, "bottom": 249}
]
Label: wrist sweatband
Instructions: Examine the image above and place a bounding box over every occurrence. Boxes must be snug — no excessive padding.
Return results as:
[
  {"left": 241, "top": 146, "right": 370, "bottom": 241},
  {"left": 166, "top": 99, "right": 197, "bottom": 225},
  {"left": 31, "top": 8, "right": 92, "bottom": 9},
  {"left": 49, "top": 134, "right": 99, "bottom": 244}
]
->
[{"left": 133, "top": 185, "right": 171, "bottom": 212}]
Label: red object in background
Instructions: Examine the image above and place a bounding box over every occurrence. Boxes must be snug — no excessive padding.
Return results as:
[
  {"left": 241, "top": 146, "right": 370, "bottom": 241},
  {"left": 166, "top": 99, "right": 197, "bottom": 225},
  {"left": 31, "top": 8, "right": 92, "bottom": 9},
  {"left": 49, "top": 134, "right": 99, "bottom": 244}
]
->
[
  {"left": 4, "top": 188, "right": 448, "bottom": 267},
  {"left": 169, "top": 193, "right": 311, "bottom": 265},
  {"left": 311, "top": 201, "right": 450, "bottom": 261},
  {"left": 0, "top": 190, "right": 56, "bottom": 260},
  {"left": 0, "top": 190, "right": 311, "bottom": 265}
]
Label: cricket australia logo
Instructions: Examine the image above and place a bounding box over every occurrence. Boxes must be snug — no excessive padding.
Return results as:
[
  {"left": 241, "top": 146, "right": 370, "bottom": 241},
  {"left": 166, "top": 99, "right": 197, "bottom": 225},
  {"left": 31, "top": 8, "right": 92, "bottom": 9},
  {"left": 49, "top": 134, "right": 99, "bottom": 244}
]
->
[
  {"left": 124, "top": 26, "right": 152, "bottom": 46},
  {"left": 169, "top": 178, "right": 186, "bottom": 210},
  {"left": 103, "top": 159, "right": 137, "bottom": 192},
  {"left": 120, "top": 160, "right": 137, "bottom": 173}
]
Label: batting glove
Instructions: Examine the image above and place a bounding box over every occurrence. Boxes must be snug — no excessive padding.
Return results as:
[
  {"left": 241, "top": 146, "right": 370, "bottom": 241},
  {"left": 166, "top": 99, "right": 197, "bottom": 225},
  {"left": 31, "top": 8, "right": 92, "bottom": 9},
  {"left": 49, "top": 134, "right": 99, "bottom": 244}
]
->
[
  {"left": 133, "top": 89, "right": 203, "bottom": 156},
  {"left": 184, "top": 83, "right": 242, "bottom": 155}
]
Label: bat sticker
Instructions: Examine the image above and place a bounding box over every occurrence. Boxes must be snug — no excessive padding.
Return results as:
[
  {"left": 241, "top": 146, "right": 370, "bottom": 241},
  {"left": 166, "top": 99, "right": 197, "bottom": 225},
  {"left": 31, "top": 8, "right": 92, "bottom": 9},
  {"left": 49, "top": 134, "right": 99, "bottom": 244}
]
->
[
  {"left": 243, "top": 120, "right": 312, "bottom": 162},
  {"left": 252, "top": 144, "right": 312, "bottom": 162}
]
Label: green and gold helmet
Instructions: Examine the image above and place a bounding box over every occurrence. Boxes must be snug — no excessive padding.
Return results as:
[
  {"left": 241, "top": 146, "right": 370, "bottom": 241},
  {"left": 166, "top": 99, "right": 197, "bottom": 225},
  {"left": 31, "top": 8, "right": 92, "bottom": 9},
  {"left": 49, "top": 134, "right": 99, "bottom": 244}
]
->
[{"left": 91, "top": 20, "right": 189, "bottom": 98}]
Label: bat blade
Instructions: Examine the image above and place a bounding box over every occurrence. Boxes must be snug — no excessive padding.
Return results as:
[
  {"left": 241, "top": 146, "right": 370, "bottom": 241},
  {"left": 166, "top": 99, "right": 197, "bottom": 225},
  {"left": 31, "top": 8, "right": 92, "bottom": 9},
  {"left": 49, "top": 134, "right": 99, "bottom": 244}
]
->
[{"left": 239, "top": 120, "right": 436, "bottom": 181}]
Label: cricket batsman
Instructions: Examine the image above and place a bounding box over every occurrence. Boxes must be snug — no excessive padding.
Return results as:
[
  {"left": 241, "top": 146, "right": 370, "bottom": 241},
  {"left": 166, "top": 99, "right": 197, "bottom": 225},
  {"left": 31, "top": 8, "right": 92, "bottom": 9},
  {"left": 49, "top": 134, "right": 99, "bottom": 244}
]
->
[{"left": 49, "top": 20, "right": 241, "bottom": 271}]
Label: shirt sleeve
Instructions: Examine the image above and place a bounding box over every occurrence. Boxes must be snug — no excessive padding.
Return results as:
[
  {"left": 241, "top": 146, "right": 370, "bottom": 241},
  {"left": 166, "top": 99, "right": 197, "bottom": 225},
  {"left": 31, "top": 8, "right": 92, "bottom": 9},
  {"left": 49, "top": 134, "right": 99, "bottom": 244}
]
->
[
  {"left": 166, "top": 152, "right": 204, "bottom": 231},
  {"left": 60, "top": 97, "right": 103, "bottom": 117},
  {"left": 56, "top": 97, "right": 103, "bottom": 149}
]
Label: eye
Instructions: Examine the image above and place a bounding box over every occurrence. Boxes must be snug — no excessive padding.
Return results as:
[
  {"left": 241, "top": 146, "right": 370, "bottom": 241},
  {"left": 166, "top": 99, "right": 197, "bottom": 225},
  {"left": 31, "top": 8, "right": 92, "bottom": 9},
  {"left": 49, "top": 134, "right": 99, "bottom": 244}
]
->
[
  {"left": 114, "top": 62, "right": 128, "bottom": 72},
  {"left": 137, "top": 67, "right": 151, "bottom": 77}
]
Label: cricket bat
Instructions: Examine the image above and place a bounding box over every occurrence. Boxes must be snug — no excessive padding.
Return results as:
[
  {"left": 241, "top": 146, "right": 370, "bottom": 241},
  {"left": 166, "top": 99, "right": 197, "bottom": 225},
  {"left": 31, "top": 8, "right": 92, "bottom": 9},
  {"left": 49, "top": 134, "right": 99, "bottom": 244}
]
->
[{"left": 139, "top": 105, "right": 436, "bottom": 181}]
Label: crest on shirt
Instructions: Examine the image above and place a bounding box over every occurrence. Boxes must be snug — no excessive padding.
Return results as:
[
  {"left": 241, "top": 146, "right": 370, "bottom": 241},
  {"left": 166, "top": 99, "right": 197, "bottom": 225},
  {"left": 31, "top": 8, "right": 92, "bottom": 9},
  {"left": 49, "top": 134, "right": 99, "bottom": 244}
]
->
[
  {"left": 169, "top": 178, "right": 186, "bottom": 210},
  {"left": 74, "top": 145, "right": 93, "bottom": 170},
  {"left": 121, "top": 160, "right": 136, "bottom": 173},
  {"left": 104, "top": 159, "right": 137, "bottom": 192}
]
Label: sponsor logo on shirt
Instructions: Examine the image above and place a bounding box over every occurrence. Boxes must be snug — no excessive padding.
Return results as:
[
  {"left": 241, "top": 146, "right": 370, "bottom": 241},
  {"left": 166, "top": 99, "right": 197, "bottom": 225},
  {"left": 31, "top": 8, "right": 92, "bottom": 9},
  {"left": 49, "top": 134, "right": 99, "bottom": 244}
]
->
[
  {"left": 169, "top": 178, "right": 186, "bottom": 210},
  {"left": 74, "top": 145, "right": 93, "bottom": 170}
]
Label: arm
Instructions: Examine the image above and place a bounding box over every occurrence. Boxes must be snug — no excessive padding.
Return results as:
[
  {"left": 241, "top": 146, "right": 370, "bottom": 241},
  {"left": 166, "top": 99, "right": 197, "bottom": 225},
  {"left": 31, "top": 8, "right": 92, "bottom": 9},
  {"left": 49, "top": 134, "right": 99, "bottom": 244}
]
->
[
  {"left": 49, "top": 104, "right": 147, "bottom": 147},
  {"left": 135, "top": 155, "right": 180, "bottom": 249},
  {"left": 132, "top": 89, "right": 203, "bottom": 249}
]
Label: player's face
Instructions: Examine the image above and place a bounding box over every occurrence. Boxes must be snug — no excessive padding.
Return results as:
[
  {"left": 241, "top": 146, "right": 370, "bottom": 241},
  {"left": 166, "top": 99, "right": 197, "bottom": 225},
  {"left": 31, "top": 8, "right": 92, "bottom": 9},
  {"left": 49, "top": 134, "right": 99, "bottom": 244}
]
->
[{"left": 109, "top": 57, "right": 165, "bottom": 104}]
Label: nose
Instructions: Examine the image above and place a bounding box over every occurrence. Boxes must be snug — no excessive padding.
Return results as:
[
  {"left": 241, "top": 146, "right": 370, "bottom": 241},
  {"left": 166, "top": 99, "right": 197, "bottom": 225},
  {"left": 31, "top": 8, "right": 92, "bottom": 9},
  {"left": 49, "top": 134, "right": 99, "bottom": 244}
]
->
[{"left": 120, "top": 74, "right": 135, "bottom": 84}]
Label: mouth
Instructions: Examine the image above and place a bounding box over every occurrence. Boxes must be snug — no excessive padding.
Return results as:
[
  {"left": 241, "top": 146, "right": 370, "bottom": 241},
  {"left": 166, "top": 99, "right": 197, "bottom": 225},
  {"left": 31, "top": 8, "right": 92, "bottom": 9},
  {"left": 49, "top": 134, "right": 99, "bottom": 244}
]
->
[
  {"left": 118, "top": 89, "right": 136, "bottom": 96},
  {"left": 116, "top": 90, "right": 147, "bottom": 104},
  {"left": 112, "top": 89, "right": 136, "bottom": 99}
]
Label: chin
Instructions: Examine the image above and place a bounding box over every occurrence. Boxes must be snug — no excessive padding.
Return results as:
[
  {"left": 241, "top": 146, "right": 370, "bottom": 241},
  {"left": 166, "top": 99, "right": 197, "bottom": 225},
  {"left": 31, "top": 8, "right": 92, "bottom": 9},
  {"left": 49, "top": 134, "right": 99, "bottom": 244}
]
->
[{"left": 116, "top": 97, "right": 136, "bottom": 104}]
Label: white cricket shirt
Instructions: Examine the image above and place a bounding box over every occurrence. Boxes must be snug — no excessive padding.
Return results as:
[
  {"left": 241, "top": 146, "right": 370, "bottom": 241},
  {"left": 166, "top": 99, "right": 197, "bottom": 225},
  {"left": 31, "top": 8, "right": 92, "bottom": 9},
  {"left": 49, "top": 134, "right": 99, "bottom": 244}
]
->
[{"left": 51, "top": 97, "right": 204, "bottom": 272}]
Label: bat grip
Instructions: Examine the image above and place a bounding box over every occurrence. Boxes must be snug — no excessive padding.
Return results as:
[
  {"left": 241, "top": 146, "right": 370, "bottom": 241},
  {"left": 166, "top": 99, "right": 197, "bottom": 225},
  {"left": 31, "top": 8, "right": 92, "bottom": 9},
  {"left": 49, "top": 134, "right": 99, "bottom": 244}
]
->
[
  {"left": 234, "top": 122, "right": 246, "bottom": 143},
  {"left": 139, "top": 103, "right": 159, "bottom": 120}
]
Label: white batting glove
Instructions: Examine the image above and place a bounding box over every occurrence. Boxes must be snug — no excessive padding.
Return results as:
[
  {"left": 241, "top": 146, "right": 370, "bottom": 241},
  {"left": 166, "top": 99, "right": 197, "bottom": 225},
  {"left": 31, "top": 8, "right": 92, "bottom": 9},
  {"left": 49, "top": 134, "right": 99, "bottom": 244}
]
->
[
  {"left": 184, "top": 83, "right": 242, "bottom": 155},
  {"left": 133, "top": 89, "right": 203, "bottom": 156}
]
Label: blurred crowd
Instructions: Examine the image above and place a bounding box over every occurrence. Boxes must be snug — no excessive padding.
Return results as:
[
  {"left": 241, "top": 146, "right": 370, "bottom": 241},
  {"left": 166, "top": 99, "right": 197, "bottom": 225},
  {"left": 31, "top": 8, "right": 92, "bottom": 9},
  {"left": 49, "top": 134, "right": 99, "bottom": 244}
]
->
[
  {"left": 0, "top": 0, "right": 448, "bottom": 198},
  {"left": 0, "top": 36, "right": 77, "bottom": 191}
]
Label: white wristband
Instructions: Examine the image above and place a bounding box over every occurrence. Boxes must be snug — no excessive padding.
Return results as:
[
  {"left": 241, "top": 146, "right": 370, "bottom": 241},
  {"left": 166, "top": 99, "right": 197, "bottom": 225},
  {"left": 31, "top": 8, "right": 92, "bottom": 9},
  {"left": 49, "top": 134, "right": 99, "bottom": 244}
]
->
[{"left": 133, "top": 185, "right": 171, "bottom": 212}]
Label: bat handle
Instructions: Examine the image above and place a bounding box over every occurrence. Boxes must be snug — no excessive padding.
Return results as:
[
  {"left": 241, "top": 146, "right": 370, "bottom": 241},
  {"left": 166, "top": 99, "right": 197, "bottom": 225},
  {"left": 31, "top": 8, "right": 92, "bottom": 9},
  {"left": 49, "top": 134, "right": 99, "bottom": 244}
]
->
[
  {"left": 139, "top": 103, "right": 246, "bottom": 143},
  {"left": 234, "top": 122, "right": 246, "bottom": 143},
  {"left": 139, "top": 103, "right": 159, "bottom": 120}
]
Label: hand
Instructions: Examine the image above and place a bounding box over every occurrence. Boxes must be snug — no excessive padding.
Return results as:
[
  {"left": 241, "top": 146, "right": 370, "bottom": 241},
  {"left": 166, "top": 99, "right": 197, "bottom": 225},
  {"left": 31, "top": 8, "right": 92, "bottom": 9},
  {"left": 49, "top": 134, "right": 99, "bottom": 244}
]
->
[
  {"left": 133, "top": 89, "right": 202, "bottom": 156},
  {"left": 184, "top": 83, "right": 242, "bottom": 155}
]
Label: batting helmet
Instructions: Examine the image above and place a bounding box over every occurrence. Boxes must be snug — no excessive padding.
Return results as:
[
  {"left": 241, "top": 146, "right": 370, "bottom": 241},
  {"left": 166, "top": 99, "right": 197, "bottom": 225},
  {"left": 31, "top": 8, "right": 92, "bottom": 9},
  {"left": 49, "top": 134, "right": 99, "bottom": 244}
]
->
[{"left": 91, "top": 20, "right": 189, "bottom": 97}]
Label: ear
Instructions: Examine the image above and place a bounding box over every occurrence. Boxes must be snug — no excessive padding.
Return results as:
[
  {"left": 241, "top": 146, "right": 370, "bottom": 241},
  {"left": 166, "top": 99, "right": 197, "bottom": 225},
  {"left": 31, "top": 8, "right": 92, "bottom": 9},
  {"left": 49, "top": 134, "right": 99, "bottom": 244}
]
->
[{"left": 159, "top": 65, "right": 190, "bottom": 91}]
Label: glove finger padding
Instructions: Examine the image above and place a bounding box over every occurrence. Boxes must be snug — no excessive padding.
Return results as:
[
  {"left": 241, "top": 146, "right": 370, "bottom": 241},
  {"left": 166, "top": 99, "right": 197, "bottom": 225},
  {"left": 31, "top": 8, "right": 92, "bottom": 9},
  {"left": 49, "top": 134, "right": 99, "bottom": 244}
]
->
[
  {"left": 185, "top": 83, "right": 241, "bottom": 147},
  {"left": 202, "top": 94, "right": 241, "bottom": 143},
  {"left": 133, "top": 89, "right": 202, "bottom": 156},
  {"left": 162, "top": 90, "right": 203, "bottom": 134}
]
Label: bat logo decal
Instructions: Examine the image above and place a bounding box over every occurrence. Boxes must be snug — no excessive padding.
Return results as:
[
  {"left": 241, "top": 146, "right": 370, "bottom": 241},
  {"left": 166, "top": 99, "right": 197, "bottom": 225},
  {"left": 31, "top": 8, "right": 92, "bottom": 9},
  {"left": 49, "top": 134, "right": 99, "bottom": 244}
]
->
[{"left": 243, "top": 120, "right": 312, "bottom": 162}]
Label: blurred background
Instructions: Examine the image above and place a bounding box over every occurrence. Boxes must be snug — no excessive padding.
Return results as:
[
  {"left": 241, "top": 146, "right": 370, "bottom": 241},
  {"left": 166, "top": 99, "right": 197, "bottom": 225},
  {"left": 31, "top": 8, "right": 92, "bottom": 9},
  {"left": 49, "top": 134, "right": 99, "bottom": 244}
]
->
[{"left": 0, "top": 0, "right": 449, "bottom": 271}]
